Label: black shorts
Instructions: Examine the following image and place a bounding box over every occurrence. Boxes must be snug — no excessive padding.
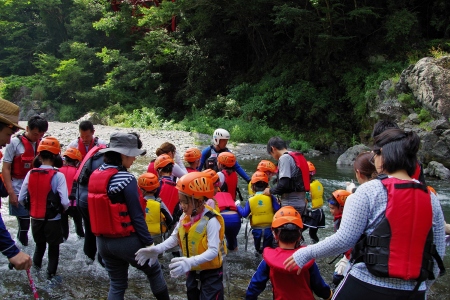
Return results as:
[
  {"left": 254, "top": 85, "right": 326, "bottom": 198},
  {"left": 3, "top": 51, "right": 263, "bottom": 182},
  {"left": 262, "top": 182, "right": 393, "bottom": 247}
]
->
[{"left": 31, "top": 219, "right": 63, "bottom": 245}]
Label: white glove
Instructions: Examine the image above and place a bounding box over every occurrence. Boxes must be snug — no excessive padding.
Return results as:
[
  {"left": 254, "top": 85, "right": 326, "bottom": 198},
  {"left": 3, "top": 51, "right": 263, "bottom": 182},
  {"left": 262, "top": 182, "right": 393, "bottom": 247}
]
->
[
  {"left": 135, "top": 244, "right": 162, "bottom": 266},
  {"left": 346, "top": 182, "right": 356, "bottom": 193},
  {"left": 169, "top": 257, "right": 195, "bottom": 278},
  {"left": 446, "top": 235, "right": 450, "bottom": 247},
  {"left": 334, "top": 255, "right": 349, "bottom": 275},
  {"left": 235, "top": 200, "right": 241, "bottom": 207}
]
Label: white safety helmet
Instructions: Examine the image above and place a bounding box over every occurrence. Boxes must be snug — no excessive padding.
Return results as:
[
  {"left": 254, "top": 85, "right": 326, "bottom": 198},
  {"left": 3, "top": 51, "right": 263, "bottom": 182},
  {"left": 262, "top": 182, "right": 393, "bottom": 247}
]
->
[{"left": 212, "top": 128, "right": 230, "bottom": 146}]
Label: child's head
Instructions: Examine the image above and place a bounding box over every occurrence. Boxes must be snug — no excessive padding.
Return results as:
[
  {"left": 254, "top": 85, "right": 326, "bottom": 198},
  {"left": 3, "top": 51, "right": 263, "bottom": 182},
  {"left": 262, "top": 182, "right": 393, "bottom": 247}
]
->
[
  {"left": 256, "top": 160, "right": 277, "bottom": 178},
  {"left": 138, "top": 172, "right": 160, "bottom": 195},
  {"left": 202, "top": 169, "right": 220, "bottom": 194},
  {"left": 37, "top": 136, "right": 63, "bottom": 168},
  {"left": 353, "top": 151, "right": 377, "bottom": 184},
  {"left": 251, "top": 171, "right": 268, "bottom": 192},
  {"left": 63, "top": 147, "right": 82, "bottom": 166},
  {"left": 176, "top": 172, "right": 214, "bottom": 216},
  {"left": 184, "top": 147, "right": 201, "bottom": 168},
  {"left": 217, "top": 152, "right": 236, "bottom": 170},
  {"left": 307, "top": 161, "right": 316, "bottom": 180},
  {"left": 271, "top": 206, "right": 303, "bottom": 247},
  {"left": 327, "top": 190, "right": 350, "bottom": 216},
  {"left": 154, "top": 154, "right": 174, "bottom": 177}
]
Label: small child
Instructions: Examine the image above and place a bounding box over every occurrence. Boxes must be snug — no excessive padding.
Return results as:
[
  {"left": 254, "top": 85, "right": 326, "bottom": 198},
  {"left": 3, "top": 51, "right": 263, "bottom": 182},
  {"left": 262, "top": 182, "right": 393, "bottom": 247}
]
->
[
  {"left": 59, "top": 147, "right": 85, "bottom": 240},
  {"left": 18, "top": 136, "right": 69, "bottom": 280},
  {"left": 246, "top": 206, "right": 332, "bottom": 300},
  {"left": 217, "top": 152, "right": 238, "bottom": 200},
  {"left": 184, "top": 148, "right": 201, "bottom": 173},
  {"left": 237, "top": 171, "right": 280, "bottom": 256},
  {"left": 136, "top": 172, "right": 225, "bottom": 299},
  {"left": 303, "top": 161, "right": 325, "bottom": 244},
  {"left": 137, "top": 172, "right": 173, "bottom": 246},
  {"left": 247, "top": 160, "right": 277, "bottom": 196}
]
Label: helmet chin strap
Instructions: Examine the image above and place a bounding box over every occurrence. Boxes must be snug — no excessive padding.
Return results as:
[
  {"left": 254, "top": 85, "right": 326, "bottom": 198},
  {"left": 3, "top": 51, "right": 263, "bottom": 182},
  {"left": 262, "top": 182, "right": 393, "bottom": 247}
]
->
[{"left": 190, "top": 195, "right": 202, "bottom": 217}]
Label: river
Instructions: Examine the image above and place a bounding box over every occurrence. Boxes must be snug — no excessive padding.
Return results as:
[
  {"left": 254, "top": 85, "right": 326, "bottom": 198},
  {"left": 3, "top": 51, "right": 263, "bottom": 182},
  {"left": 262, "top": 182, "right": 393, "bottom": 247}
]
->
[{"left": 1, "top": 155, "right": 449, "bottom": 299}]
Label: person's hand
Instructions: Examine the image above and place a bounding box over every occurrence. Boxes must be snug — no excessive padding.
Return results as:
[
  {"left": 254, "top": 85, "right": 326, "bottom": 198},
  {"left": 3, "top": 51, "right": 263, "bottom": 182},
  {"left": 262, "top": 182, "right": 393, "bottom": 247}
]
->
[
  {"left": 263, "top": 188, "right": 271, "bottom": 196},
  {"left": 334, "top": 255, "right": 349, "bottom": 275},
  {"left": 135, "top": 244, "right": 161, "bottom": 266},
  {"left": 9, "top": 251, "right": 32, "bottom": 270},
  {"left": 346, "top": 182, "right": 356, "bottom": 193},
  {"left": 8, "top": 193, "right": 18, "bottom": 207},
  {"left": 283, "top": 255, "right": 302, "bottom": 275},
  {"left": 446, "top": 235, "right": 450, "bottom": 247},
  {"left": 235, "top": 200, "right": 241, "bottom": 207},
  {"left": 169, "top": 257, "right": 195, "bottom": 278}
]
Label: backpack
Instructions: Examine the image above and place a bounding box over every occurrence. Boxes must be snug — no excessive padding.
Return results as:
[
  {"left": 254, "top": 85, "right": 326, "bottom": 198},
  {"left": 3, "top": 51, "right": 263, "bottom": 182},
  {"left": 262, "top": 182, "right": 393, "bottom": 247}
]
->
[
  {"left": 287, "top": 151, "right": 310, "bottom": 192},
  {"left": 205, "top": 146, "right": 219, "bottom": 172}
]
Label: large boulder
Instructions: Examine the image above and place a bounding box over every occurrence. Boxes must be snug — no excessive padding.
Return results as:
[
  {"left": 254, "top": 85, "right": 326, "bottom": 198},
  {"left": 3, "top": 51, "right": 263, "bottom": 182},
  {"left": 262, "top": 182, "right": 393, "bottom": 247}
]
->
[
  {"left": 75, "top": 112, "right": 104, "bottom": 125},
  {"left": 423, "top": 161, "right": 450, "bottom": 180},
  {"left": 336, "top": 144, "right": 370, "bottom": 165}
]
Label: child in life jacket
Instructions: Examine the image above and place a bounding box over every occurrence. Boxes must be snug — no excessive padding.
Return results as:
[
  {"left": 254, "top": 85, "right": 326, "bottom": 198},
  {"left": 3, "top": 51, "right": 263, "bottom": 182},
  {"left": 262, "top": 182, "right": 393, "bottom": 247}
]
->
[
  {"left": 59, "top": 147, "right": 85, "bottom": 240},
  {"left": 18, "top": 136, "right": 70, "bottom": 281},
  {"left": 155, "top": 154, "right": 182, "bottom": 257},
  {"left": 303, "top": 161, "right": 325, "bottom": 244},
  {"left": 136, "top": 172, "right": 225, "bottom": 300},
  {"left": 247, "top": 160, "right": 277, "bottom": 197},
  {"left": 246, "top": 206, "right": 332, "bottom": 300},
  {"left": 184, "top": 147, "right": 201, "bottom": 173},
  {"left": 201, "top": 169, "right": 221, "bottom": 211},
  {"left": 237, "top": 171, "right": 280, "bottom": 256},
  {"left": 137, "top": 172, "right": 173, "bottom": 246},
  {"left": 327, "top": 189, "right": 351, "bottom": 286}
]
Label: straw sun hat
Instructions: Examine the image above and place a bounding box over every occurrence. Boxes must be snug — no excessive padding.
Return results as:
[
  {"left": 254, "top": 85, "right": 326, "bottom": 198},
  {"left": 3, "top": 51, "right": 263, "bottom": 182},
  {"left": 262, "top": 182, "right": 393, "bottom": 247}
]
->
[{"left": 0, "top": 98, "right": 25, "bottom": 130}]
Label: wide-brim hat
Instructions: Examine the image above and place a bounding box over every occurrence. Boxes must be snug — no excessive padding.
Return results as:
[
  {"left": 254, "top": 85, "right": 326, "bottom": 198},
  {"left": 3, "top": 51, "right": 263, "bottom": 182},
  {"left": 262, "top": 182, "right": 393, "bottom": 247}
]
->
[
  {"left": 0, "top": 98, "right": 25, "bottom": 130},
  {"left": 99, "top": 132, "right": 146, "bottom": 157}
]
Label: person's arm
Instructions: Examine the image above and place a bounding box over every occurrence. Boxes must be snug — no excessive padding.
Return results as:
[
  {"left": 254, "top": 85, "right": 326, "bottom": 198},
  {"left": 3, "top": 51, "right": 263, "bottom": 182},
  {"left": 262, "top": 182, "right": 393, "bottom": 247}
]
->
[
  {"left": 245, "top": 259, "right": 270, "bottom": 299},
  {"left": 2, "top": 161, "right": 17, "bottom": 207},
  {"left": 268, "top": 177, "right": 291, "bottom": 195},
  {"left": 55, "top": 173, "right": 70, "bottom": 211},
  {"left": 160, "top": 201, "right": 174, "bottom": 226},
  {"left": 234, "top": 160, "right": 250, "bottom": 183},
  {"left": 271, "top": 195, "right": 281, "bottom": 211},
  {"left": 197, "top": 146, "right": 210, "bottom": 171},
  {"left": 18, "top": 172, "right": 30, "bottom": 205},
  {"left": 427, "top": 192, "right": 446, "bottom": 288},
  {"left": 309, "top": 262, "right": 333, "bottom": 299},
  {"left": 0, "top": 215, "right": 20, "bottom": 259},
  {"left": 237, "top": 200, "right": 251, "bottom": 218},
  {"left": 124, "top": 178, "right": 153, "bottom": 246},
  {"left": 172, "top": 164, "right": 187, "bottom": 179}
]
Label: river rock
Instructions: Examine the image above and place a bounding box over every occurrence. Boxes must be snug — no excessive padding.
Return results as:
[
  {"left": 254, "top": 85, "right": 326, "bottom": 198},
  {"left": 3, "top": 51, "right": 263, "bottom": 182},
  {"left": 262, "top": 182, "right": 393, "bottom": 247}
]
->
[
  {"left": 424, "top": 161, "right": 450, "bottom": 180},
  {"left": 336, "top": 144, "right": 370, "bottom": 165}
]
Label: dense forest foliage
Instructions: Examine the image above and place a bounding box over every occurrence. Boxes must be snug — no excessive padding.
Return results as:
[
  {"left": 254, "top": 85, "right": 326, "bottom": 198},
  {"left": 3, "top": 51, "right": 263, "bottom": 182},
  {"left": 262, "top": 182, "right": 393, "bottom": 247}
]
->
[{"left": 0, "top": 0, "right": 449, "bottom": 149}]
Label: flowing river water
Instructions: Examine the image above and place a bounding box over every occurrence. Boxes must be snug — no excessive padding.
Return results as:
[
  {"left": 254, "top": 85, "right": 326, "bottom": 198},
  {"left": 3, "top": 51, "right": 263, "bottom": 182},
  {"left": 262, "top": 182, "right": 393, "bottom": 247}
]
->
[{"left": 1, "top": 154, "right": 450, "bottom": 299}]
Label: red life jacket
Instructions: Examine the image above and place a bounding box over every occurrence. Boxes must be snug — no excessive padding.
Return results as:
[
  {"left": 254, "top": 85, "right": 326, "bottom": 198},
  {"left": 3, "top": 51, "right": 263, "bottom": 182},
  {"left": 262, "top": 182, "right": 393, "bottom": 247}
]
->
[
  {"left": 88, "top": 168, "right": 136, "bottom": 237},
  {"left": 73, "top": 144, "right": 106, "bottom": 184},
  {"left": 147, "top": 160, "right": 157, "bottom": 176},
  {"left": 287, "top": 151, "right": 310, "bottom": 192},
  {"left": 12, "top": 135, "right": 37, "bottom": 179},
  {"left": 186, "top": 167, "right": 197, "bottom": 173},
  {"left": 59, "top": 165, "right": 78, "bottom": 206},
  {"left": 221, "top": 170, "right": 237, "bottom": 201},
  {"left": 214, "top": 191, "right": 237, "bottom": 211},
  {"left": 159, "top": 178, "right": 179, "bottom": 215},
  {"left": 77, "top": 137, "right": 98, "bottom": 159},
  {"left": 263, "top": 247, "right": 315, "bottom": 300},
  {"left": 352, "top": 175, "right": 445, "bottom": 282},
  {"left": 28, "top": 168, "right": 60, "bottom": 219}
]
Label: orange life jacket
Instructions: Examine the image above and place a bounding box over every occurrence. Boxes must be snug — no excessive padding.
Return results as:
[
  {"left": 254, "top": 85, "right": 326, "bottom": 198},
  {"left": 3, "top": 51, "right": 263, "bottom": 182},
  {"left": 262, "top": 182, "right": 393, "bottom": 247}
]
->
[{"left": 28, "top": 168, "right": 61, "bottom": 219}]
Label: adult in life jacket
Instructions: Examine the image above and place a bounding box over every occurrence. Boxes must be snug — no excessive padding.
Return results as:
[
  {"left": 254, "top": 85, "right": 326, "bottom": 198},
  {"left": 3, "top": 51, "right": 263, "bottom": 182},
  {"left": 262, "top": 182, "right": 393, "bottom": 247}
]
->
[
  {"left": 87, "top": 132, "right": 170, "bottom": 300},
  {"left": 0, "top": 98, "right": 32, "bottom": 271},
  {"left": 147, "top": 142, "right": 187, "bottom": 179},
  {"left": 247, "top": 159, "right": 277, "bottom": 196},
  {"left": 136, "top": 172, "right": 225, "bottom": 300},
  {"left": 59, "top": 147, "right": 85, "bottom": 240},
  {"left": 198, "top": 128, "right": 251, "bottom": 183},
  {"left": 18, "top": 136, "right": 70, "bottom": 280},
  {"left": 285, "top": 128, "right": 446, "bottom": 300},
  {"left": 263, "top": 137, "right": 308, "bottom": 216},
  {"left": 246, "top": 206, "right": 332, "bottom": 300},
  {"left": 67, "top": 120, "right": 107, "bottom": 159},
  {"left": 237, "top": 171, "right": 280, "bottom": 256},
  {"left": 2, "top": 115, "right": 48, "bottom": 247},
  {"left": 137, "top": 172, "right": 173, "bottom": 246},
  {"left": 184, "top": 147, "right": 201, "bottom": 173}
]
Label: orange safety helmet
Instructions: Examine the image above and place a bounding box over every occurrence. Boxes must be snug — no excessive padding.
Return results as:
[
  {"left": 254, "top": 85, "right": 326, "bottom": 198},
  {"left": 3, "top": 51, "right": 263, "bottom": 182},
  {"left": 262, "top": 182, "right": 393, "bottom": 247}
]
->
[
  {"left": 63, "top": 147, "right": 82, "bottom": 162},
  {"left": 251, "top": 171, "right": 269, "bottom": 184},
  {"left": 217, "top": 152, "right": 236, "bottom": 167},
  {"left": 427, "top": 186, "right": 437, "bottom": 196},
  {"left": 331, "top": 190, "right": 351, "bottom": 207},
  {"left": 138, "top": 173, "right": 160, "bottom": 191},
  {"left": 307, "top": 161, "right": 316, "bottom": 176},
  {"left": 184, "top": 147, "right": 201, "bottom": 163},
  {"left": 154, "top": 154, "right": 174, "bottom": 170},
  {"left": 176, "top": 172, "right": 215, "bottom": 199},
  {"left": 257, "top": 160, "right": 277, "bottom": 173},
  {"left": 272, "top": 206, "right": 303, "bottom": 229},
  {"left": 202, "top": 169, "right": 219, "bottom": 184},
  {"left": 37, "top": 136, "right": 61, "bottom": 155}
]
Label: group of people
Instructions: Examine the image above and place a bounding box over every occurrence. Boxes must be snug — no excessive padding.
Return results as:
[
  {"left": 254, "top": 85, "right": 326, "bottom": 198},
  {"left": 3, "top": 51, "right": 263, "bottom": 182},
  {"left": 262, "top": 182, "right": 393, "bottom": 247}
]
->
[{"left": 0, "top": 96, "right": 448, "bottom": 300}]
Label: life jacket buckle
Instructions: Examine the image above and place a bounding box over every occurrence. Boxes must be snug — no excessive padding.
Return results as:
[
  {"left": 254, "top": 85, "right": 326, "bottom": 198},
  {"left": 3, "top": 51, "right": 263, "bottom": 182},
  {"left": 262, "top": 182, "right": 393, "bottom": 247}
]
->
[
  {"left": 365, "top": 253, "right": 377, "bottom": 264},
  {"left": 366, "top": 235, "right": 380, "bottom": 247}
]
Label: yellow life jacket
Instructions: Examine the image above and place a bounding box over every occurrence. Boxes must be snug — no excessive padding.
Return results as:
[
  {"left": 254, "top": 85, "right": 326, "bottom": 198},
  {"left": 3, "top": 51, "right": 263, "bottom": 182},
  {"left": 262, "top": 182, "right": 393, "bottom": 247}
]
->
[
  {"left": 310, "top": 180, "right": 324, "bottom": 209},
  {"left": 145, "top": 197, "right": 167, "bottom": 235},
  {"left": 249, "top": 193, "right": 274, "bottom": 228},
  {"left": 248, "top": 181, "right": 255, "bottom": 197},
  {"left": 178, "top": 205, "right": 225, "bottom": 271}
]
